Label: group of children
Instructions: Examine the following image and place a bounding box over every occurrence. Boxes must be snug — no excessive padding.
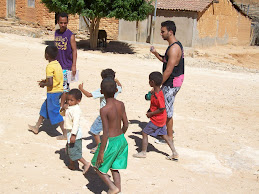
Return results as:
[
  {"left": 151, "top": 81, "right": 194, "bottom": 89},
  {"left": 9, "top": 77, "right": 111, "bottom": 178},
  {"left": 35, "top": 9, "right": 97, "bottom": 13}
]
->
[{"left": 28, "top": 45, "right": 178, "bottom": 193}]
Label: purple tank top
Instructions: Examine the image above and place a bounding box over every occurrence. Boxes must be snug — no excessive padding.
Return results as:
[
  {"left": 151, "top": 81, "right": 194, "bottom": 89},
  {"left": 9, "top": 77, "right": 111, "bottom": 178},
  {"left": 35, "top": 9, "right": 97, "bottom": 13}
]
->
[{"left": 55, "top": 29, "right": 73, "bottom": 70}]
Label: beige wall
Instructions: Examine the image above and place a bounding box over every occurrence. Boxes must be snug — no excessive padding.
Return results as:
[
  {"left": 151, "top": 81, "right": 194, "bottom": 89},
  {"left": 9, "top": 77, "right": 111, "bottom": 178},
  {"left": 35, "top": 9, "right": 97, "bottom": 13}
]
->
[{"left": 196, "top": 0, "right": 251, "bottom": 46}]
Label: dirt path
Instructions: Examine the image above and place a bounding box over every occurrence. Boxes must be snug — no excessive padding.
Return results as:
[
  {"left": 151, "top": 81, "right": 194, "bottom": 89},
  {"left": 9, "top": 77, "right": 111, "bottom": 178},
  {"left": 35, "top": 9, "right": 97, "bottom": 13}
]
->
[{"left": 0, "top": 32, "right": 258, "bottom": 193}]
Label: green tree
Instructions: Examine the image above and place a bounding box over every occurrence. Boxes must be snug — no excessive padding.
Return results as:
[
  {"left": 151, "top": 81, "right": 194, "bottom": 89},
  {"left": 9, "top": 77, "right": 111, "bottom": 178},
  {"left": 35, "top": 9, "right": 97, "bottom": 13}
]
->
[{"left": 42, "top": 0, "right": 154, "bottom": 49}]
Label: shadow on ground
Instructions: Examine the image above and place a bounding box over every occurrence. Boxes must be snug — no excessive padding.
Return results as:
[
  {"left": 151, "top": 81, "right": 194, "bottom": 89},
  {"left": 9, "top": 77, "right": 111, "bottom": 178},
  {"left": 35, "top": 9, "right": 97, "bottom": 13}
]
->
[
  {"left": 84, "top": 167, "right": 109, "bottom": 194},
  {"left": 128, "top": 119, "right": 168, "bottom": 156},
  {"left": 43, "top": 39, "right": 135, "bottom": 54},
  {"left": 28, "top": 119, "right": 62, "bottom": 137}
]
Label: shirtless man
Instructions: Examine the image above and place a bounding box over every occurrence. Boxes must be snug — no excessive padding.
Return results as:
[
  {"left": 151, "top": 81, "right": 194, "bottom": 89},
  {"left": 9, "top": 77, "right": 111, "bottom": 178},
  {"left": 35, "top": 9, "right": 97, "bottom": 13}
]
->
[{"left": 91, "top": 78, "right": 128, "bottom": 194}]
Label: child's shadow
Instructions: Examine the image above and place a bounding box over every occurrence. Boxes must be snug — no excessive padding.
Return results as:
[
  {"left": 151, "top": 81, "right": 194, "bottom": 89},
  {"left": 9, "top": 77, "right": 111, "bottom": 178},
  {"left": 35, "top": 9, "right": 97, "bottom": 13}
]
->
[
  {"left": 83, "top": 132, "right": 103, "bottom": 150},
  {"left": 55, "top": 148, "right": 108, "bottom": 193},
  {"left": 129, "top": 119, "right": 148, "bottom": 130},
  {"left": 84, "top": 167, "right": 109, "bottom": 194},
  {"left": 28, "top": 119, "right": 62, "bottom": 137}
]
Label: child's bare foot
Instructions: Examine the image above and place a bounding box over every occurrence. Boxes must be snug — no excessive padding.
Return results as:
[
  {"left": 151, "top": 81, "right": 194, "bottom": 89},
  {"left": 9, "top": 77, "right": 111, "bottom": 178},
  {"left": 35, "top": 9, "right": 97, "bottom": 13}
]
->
[
  {"left": 133, "top": 152, "right": 146, "bottom": 158},
  {"left": 107, "top": 187, "right": 119, "bottom": 194},
  {"left": 56, "top": 135, "right": 67, "bottom": 140},
  {"left": 28, "top": 125, "right": 39, "bottom": 134},
  {"left": 82, "top": 162, "right": 91, "bottom": 174}
]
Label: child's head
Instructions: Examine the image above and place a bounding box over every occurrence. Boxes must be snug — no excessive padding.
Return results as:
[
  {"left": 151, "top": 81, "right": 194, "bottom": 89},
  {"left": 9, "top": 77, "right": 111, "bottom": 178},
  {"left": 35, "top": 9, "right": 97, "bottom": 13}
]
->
[
  {"left": 67, "top": 89, "right": 82, "bottom": 106},
  {"left": 45, "top": 46, "right": 58, "bottom": 60},
  {"left": 101, "top": 78, "right": 117, "bottom": 98},
  {"left": 101, "top": 69, "right": 115, "bottom": 79},
  {"left": 149, "top": 71, "right": 163, "bottom": 87}
]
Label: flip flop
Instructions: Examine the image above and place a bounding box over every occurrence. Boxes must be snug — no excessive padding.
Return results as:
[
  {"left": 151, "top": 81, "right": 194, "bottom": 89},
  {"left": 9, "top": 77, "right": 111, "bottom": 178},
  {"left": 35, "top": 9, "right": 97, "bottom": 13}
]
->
[
  {"left": 166, "top": 154, "right": 179, "bottom": 161},
  {"left": 90, "top": 147, "right": 97, "bottom": 154}
]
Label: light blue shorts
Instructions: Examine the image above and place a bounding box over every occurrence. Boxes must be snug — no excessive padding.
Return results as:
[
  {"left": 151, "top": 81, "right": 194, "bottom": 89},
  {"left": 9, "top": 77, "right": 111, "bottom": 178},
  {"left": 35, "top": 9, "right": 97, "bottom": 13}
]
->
[
  {"left": 90, "top": 116, "right": 103, "bottom": 135},
  {"left": 40, "top": 92, "right": 63, "bottom": 125}
]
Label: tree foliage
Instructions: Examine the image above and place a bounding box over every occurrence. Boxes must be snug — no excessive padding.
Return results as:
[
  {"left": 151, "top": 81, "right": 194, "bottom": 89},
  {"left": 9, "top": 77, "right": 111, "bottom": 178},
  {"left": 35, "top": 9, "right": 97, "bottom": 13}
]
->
[{"left": 41, "top": 0, "right": 154, "bottom": 48}]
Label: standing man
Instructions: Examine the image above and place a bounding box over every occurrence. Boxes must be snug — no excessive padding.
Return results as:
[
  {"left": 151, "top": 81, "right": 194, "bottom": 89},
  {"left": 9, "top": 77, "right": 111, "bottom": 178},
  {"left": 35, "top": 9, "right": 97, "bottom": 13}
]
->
[
  {"left": 55, "top": 13, "right": 77, "bottom": 110},
  {"left": 150, "top": 21, "right": 184, "bottom": 143}
]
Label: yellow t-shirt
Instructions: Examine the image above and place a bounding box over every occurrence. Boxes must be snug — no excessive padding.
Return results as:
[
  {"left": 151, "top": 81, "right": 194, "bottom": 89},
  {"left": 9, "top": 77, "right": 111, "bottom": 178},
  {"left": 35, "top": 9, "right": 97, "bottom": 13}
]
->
[{"left": 46, "top": 60, "right": 63, "bottom": 93}]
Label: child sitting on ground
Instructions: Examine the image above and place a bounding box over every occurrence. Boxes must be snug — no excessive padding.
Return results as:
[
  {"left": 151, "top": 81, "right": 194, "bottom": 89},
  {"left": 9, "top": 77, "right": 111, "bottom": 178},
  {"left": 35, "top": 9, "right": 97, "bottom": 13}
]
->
[
  {"left": 133, "top": 71, "right": 178, "bottom": 160},
  {"left": 64, "top": 89, "right": 90, "bottom": 174},
  {"left": 78, "top": 69, "right": 122, "bottom": 154},
  {"left": 91, "top": 78, "right": 128, "bottom": 194},
  {"left": 28, "top": 45, "right": 66, "bottom": 140}
]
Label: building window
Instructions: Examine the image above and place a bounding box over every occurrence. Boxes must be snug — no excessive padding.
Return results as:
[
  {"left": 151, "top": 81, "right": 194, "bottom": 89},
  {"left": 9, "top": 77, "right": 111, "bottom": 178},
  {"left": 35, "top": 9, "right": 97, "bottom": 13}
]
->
[{"left": 28, "top": 0, "right": 35, "bottom": 8}]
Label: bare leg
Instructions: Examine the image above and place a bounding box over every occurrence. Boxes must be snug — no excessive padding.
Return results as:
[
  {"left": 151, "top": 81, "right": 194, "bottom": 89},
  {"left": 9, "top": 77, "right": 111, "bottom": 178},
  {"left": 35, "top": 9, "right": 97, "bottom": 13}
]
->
[
  {"left": 90, "top": 134, "right": 101, "bottom": 153},
  {"left": 68, "top": 159, "right": 76, "bottom": 170},
  {"left": 78, "top": 157, "right": 90, "bottom": 174},
  {"left": 96, "top": 169, "right": 119, "bottom": 194},
  {"left": 111, "top": 170, "right": 121, "bottom": 192},
  {"left": 166, "top": 117, "right": 174, "bottom": 140},
  {"left": 133, "top": 132, "right": 148, "bottom": 158},
  {"left": 60, "top": 92, "right": 67, "bottom": 109},
  {"left": 28, "top": 115, "right": 44, "bottom": 134},
  {"left": 56, "top": 121, "right": 67, "bottom": 140},
  {"left": 161, "top": 135, "right": 178, "bottom": 159}
]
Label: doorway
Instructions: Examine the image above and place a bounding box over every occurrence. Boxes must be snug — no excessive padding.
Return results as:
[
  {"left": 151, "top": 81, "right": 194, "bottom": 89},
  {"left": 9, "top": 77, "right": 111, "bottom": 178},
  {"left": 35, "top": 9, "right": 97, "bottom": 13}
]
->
[{"left": 7, "top": 0, "right": 15, "bottom": 18}]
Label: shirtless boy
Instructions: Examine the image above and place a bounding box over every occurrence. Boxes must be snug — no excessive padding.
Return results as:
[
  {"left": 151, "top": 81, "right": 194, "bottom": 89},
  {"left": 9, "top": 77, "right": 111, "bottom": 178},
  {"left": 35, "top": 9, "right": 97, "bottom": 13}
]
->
[{"left": 91, "top": 78, "right": 128, "bottom": 194}]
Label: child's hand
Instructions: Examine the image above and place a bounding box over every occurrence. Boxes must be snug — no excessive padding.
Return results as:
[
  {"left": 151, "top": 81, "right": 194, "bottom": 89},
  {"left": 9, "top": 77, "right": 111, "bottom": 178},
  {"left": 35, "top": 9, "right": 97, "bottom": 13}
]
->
[
  {"left": 38, "top": 81, "right": 45, "bottom": 88},
  {"left": 96, "top": 152, "right": 104, "bottom": 168},
  {"left": 70, "top": 134, "right": 76, "bottom": 144},
  {"left": 78, "top": 83, "right": 84, "bottom": 90},
  {"left": 61, "top": 104, "right": 69, "bottom": 111},
  {"left": 146, "top": 112, "right": 153, "bottom": 118}
]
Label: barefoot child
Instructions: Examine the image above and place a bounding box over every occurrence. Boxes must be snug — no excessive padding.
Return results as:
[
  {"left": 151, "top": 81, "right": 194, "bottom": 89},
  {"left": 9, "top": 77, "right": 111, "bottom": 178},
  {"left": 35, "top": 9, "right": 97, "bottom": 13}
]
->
[
  {"left": 91, "top": 78, "right": 128, "bottom": 194},
  {"left": 78, "top": 69, "right": 122, "bottom": 154},
  {"left": 133, "top": 71, "right": 178, "bottom": 160},
  {"left": 28, "top": 46, "right": 66, "bottom": 140},
  {"left": 64, "top": 89, "right": 90, "bottom": 174}
]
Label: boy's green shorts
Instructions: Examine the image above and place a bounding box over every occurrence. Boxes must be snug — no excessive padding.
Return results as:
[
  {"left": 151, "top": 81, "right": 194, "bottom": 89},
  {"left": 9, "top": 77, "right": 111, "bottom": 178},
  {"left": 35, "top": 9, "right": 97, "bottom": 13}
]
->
[
  {"left": 66, "top": 139, "right": 82, "bottom": 161},
  {"left": 91, "top": 133, "right": 128, "bottom": 174}
]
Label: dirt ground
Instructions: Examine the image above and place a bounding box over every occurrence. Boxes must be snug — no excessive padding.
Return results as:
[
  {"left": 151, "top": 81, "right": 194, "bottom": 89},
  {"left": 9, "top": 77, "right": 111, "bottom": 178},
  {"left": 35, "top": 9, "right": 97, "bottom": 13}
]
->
[{"left": 0, "top": 28, "right": 259, "bottom": 194}]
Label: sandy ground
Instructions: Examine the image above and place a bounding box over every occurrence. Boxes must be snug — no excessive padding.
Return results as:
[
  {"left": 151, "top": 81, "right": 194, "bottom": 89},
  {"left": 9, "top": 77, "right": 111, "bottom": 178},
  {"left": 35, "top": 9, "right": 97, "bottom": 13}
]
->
[{"left": 0, "top": 31, "right": 259, "bottom": 194}]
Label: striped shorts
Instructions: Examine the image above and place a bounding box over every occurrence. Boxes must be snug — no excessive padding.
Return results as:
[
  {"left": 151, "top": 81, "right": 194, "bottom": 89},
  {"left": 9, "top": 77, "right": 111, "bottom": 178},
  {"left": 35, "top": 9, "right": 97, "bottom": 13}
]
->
[{"left": 162, "top": 86, "right": 181, "bottom": 118}]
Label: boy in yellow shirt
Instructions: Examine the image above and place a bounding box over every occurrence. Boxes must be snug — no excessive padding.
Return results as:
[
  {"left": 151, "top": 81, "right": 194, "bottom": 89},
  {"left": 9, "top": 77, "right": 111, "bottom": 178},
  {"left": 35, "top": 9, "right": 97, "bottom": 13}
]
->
[{"left": 29, "top": 46, "right": 66, "bottom": 140}]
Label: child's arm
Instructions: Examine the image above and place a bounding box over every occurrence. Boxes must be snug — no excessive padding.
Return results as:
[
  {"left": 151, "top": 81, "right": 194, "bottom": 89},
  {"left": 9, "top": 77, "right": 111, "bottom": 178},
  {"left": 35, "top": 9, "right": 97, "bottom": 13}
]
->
[
  {"left": 96, "top": 108, "right": 109, "bottom": 167},
  {"left": 121, "top": 103, "right": 128, "bottom": 133},
  {"left": 39, "top": 77, "right": 53, "bottom": 88},
  {"left": 70, "top": 109, "right": 80, "bottom": 143},
  {"left": 78, "top": 83, "right": 93, "bottom": 97},
  {"left": 146, "top": 108, "right": 165, "bottom": 118},
  {"left": 114, "top": 78, "right": 122, "bottom": 88}
]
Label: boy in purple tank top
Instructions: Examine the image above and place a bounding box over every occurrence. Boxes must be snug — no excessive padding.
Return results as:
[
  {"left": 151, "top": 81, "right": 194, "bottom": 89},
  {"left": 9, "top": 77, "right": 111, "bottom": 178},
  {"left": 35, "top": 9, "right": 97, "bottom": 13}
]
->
[{"left": 55, "top": 13, "right": 77, "bottom": 111}]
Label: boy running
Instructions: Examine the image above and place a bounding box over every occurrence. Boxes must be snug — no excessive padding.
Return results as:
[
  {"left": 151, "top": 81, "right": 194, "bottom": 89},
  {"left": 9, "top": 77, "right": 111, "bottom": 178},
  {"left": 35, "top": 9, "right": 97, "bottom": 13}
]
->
[
  {"left": 64, "top": 89, "right": 90, "bottom": 174},
  {"left": 91, "top": 78, "right": 128, "bottom": 194},
  {"left": 133, "top": 71, "right": 178, "bottom": 160},
  {"left": 28, "top": 46, "right": 66, "bottom": 140}
]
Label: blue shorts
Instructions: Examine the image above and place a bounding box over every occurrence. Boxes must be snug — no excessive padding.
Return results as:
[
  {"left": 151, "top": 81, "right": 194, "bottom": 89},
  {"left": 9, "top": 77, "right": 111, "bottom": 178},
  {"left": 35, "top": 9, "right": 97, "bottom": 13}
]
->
[
  {"left": 90, "top": 116, "right": 103, "bottom": 135},
  {"left": 40, "top": 92, "right": 63, "bottom": 125},
  {"left": 143, "top": 121, "right": 167, "bottom": 137}
]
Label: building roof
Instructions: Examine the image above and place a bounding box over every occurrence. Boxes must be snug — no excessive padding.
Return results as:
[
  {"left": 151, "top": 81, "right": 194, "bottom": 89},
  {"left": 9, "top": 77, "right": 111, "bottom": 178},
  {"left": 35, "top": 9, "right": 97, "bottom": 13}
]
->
[{"left": 155, "top": 0, "right": 214, "bottom": 12}]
